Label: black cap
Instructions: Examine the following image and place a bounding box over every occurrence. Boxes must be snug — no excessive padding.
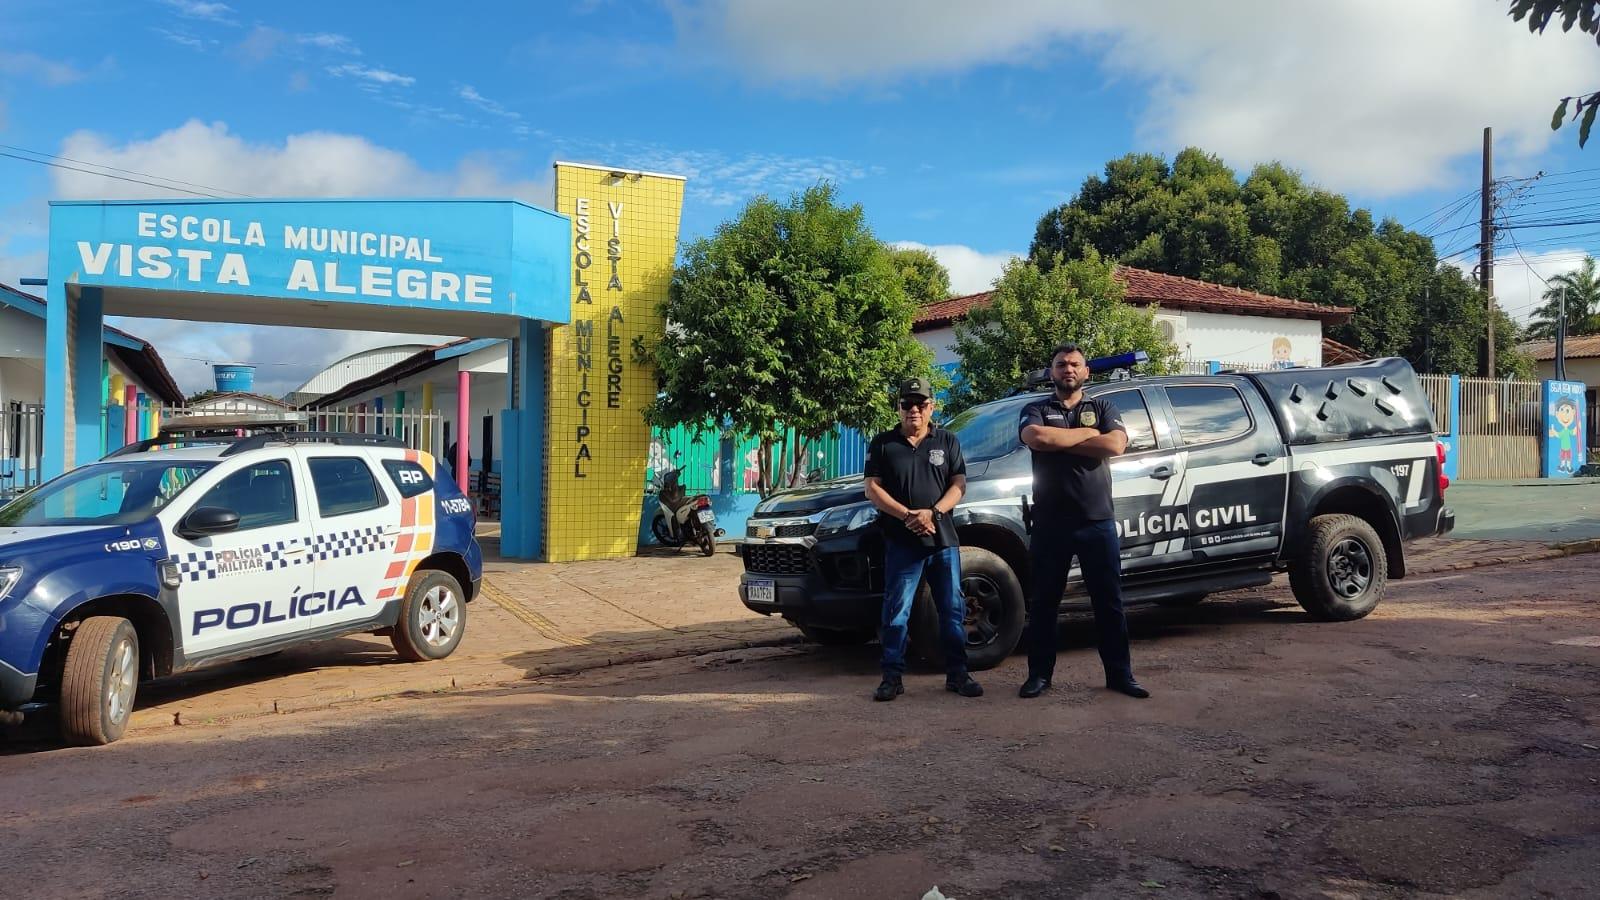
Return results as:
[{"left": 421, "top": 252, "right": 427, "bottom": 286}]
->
[{"left": 898, "top": 376, "right": 933, "bottom": 400}]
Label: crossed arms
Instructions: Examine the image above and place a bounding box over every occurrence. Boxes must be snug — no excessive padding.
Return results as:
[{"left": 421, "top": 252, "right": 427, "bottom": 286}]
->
[{"left": 1020, "top": 424, "right": 1128, "bottom": 459}]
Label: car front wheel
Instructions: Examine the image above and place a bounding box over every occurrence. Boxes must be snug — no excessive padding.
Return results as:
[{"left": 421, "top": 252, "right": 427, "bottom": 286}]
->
[
  {"left": 392, "top": 570, "right": 467, "bottom": 661},
  {"left": 60, "top": 616, "right": 139, "bottom": 746},
  {"left": 912, "top": 546, "right": 1026, "bottom": 671}
]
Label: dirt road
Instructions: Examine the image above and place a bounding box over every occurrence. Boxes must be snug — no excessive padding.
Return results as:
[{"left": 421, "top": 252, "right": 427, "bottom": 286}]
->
[{"left": 4, "top": 555, "right": 1599, "bottom": 899}]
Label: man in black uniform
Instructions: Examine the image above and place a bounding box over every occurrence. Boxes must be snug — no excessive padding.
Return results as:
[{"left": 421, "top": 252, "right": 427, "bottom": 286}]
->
[
  {"left": 862, "top": 377, "right": 982, "bottom": 702},
  {"left": 1017, "top": 344, "right": 1149, "bottom": 700}
]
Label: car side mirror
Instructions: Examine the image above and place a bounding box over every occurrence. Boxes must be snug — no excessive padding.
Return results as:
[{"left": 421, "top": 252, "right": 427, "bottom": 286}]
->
[{"left": 179, "top": 506, "right": 240, "bottom": 539}]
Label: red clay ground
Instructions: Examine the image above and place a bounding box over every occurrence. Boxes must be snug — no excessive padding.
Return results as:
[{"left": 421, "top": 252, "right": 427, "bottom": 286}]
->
[{"left": 2, "top": 554, "right": 1598, "bottom": 899}]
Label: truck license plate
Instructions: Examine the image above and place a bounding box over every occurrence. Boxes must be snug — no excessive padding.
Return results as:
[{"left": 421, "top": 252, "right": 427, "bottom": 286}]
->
[
  {"left": 696, "top": 509, "right": 716, "bottom": 524},
  {"left": 747, "top": 580, "right": 776, "bottom": 604}
]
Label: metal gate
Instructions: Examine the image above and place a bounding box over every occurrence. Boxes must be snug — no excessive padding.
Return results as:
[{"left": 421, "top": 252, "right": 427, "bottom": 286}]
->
[
  {"left": 0, "top": 403, "right": 44, "bottom": 500},
  {"left": 1456, "top": 376, "right": 1541, "bottom": 480}
]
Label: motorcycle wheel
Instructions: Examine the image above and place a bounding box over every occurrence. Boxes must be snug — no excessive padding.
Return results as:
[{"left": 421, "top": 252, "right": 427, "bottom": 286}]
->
[
  {"left": 697, "top": 526, "right": 717, "bottom": 557},
  {"left": 652, "top": 514, "right": 685, "bottom": 547}
]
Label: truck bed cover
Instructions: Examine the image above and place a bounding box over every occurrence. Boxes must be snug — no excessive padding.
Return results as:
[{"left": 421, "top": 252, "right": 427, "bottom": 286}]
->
[{"left": 1245, "top": 357, "right": 1436, "bottom": 446}]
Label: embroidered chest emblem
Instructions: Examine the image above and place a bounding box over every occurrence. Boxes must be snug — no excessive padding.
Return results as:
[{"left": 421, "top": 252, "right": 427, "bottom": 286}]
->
[
  {"left": 1080, "top": 409, "right": 1098, "bottom": 428},
  {"left": 928, "top": 449, "right": 946, "bottom": 467}
]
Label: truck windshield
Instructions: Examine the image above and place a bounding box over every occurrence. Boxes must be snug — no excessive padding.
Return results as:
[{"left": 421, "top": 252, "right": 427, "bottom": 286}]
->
[
  {"left": 944, "top": 397, "right": 1033, "bottom": 462},
  {"left": 0, "top": 460, "right": 216, "bottom": 527}
]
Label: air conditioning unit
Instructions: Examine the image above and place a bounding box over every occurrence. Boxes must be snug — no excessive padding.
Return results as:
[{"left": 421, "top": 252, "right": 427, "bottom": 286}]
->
[{"left": 1154, "top": 313, "right": 1187, "bottom": 351}]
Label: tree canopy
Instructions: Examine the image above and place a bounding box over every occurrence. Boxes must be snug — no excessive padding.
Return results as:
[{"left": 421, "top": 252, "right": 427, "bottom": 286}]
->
[
  {"left": 1509, "top": 0, "right": 1600, "bottom": 146},
  {"left": 945, "top": 251, "right": 1180, "bottom": 415},
  {"left": 888, "top": 246, "right": 952, "bottom": 306},
  {"left": 1030, "top": 148, "right": 1531, "bottom": 377},
  {"left": 1527, "top": 255, "right": 1600, "bottom": 339},
  {"left": 644, "top": 183, "right": 936, "bottom": 495}
]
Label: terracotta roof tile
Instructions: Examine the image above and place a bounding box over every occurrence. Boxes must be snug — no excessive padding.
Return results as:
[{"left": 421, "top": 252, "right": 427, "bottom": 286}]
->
[
  {"left": 1519, "top": 334, "right": 1600, "bottom": 361},
  {"left": 913, "top": 265, "right": 1354, "bottom": 330}
]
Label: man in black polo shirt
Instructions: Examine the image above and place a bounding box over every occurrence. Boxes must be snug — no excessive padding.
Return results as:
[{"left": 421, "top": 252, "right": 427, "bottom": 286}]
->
[
  {"left": 1017, "top": 343, "right": 1149, "bottom": 700},
  {"left": 862, "top": 377, "right": 982, "bottom": 702}
]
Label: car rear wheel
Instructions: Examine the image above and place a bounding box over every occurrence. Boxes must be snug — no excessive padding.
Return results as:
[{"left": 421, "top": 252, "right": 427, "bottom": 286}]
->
[
  {"left": 912, "top": 546, "right": 1025, "bottom": 671},
  {"left": 60, "top": 616, "right": 139, "bottom": 746},
  {"left": 1290, "top": 514, "right": 1388, "bottom": 621},
  {"left": 392, "top": 569, "right": 467, "bottom": 661}
]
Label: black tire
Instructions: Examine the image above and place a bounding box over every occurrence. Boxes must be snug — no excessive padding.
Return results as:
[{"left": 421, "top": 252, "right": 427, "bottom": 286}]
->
[
  {"left": 60, "top": 616, "right": 139, "bottom": 746},
  {"left": 697, "top": 523, "right": 717, "bottom": 556},
  {"left": 796, "top": 624, "right": 875, "bottom": 646},
  {"left": 911, "top": 546, "right": 1026, "bottom": 672},
  {"left": 1289, "top": 514, "right": 1389, "bottom": 621},
  {"left": 652, "top": 514, "right": 684, "bottom": 548},
  {"left": 1154, "top": 592, "right": 1208, "bottom": 608},
  {"left": 391, "top": 569, "right": 467, "bottom": 661}
]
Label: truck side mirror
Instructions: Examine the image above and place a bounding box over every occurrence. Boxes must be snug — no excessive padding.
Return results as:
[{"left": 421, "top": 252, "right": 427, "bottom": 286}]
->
[{"left": 179, "top": 506, "right": 241, "bottom": 539}]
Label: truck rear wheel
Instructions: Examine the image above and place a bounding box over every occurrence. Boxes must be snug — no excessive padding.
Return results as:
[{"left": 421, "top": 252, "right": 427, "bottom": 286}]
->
[
  {"left": 1290, "top": 514, "right": 1388, "bottom": 621},
  {"left": 60, "top": 616, "right": 139, "bottom": 746},
  {"left": 912, "top": 546, "right": 1025, "bottom": 671}
]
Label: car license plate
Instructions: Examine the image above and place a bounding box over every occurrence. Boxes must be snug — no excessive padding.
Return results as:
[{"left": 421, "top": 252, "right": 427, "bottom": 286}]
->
[
  {"left": 747, "top": 579, "right": 776, "bottom": 604},
  {"left": 696, "top": 509, "right": 715, "bottom": 524}
]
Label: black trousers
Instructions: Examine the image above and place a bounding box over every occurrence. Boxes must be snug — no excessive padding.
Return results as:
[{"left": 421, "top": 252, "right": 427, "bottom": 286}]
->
[{"left": 1027, "top": 516, "right": 1134, "bottom": 683}]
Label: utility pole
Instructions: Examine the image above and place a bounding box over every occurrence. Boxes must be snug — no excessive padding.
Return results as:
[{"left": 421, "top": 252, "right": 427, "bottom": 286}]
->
[
  {"left": 1556, "top": 284, "right": 1569, "bottom": 382},
  {"left": 1480, "top": 126, "right": 1496, "bottom": 377}
]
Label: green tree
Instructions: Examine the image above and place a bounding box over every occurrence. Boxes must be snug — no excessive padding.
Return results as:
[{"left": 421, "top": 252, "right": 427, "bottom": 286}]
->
[
  {"left": 1509, "top": 0, "right": 1600, "bottom": 146},
  {"left": 888, "top": 246, "right": 952, "bottom": 305},
  {"left": 644, "top": 183, "right": 935, "bottom": 495},
  {"left": 1030, "top": 148, "right": 1531, "bottom": 377},
  {"left": 945, "top": 251, "right": 1179, "bottom": 416},
  {"left": 1527, "top": 256, "right": 1600, "bottom": 339}
]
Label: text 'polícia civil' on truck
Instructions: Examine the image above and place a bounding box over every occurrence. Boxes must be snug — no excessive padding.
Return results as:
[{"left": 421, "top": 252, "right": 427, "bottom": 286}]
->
[{"left": 739, "top": 358, "right": 1454, "bottom": 669}]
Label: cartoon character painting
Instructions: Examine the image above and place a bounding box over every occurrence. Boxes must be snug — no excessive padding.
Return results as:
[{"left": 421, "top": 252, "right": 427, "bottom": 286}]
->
[
  {"left": 1271, "top": 337, "right": 1294, "bottom": 369},
  {"left": 1550, "top": 396, "right": 1582, "bottom": 474}
]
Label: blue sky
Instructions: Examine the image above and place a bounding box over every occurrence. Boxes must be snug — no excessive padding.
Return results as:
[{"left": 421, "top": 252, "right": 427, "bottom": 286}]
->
[{"left": 3, "top": 0, "right": 1600, "bottom": 395}]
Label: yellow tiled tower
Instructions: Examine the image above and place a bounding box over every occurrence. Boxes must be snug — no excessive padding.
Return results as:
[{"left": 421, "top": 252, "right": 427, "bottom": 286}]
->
[{"left": 545, "top": 162, "right": 686, "bottom": 561}]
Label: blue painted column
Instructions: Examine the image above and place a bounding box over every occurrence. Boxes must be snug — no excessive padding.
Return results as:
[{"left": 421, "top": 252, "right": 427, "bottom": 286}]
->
[
  {"left": 1542, "top": 379, "right": 1588, "bottom": 478},
  {"left": 1206, "top": 360, "right": 1222, "bottom": 375},
  {"left": 500, "top": 320, "right": 546, "bottom": 560},
  {"left": 1436, "top": 375, "right": 1461, "bottom": 482}
]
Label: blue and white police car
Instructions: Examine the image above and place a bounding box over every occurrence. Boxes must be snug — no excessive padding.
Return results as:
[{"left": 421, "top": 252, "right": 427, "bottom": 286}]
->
[{"left": 0, "top": 431, "right": 483, "bottom": 745}]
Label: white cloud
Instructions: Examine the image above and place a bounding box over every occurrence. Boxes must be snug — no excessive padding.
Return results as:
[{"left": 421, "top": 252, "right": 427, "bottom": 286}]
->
[
  {"left": 671, "top": 0, "right": 1600, "bottom": 195},
  {"left": 0, "top": 51, "right": 93, "bottom": 85},
  {"left": 150, "top": 27, "right": 209, "bottom": 50},
  {"left": 567, "top": 140, "right": 876, "bottom": 206},
  {"left": 458, "top": 85, "right": 519, "bottom": 120},
  {"left": 891, "top": 241, "right": 1019, "bottom": 295},
  {"left": 326, "top": 63, "right": 415, "bottom": 87},
  {"left": 297, "top": 32, "right": 360, "bottom": 54},
  {"left": 1492, "top": 247, "right": 1592, "bottom": 324},
  {"left": 160, "top": 0, "right": 236, "bottom": 25}
]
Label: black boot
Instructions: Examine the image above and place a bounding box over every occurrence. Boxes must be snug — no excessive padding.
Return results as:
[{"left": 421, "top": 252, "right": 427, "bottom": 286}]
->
[
  {"left": 1018, "top": 675, "right": 1051, "bottom": 698},
  {"left": 873, "top": 677, "right": 905, "bottom": 702},
  {"left": 945, "top": 674, "right": 984, "bottom": 697},
  {"left": 1107, "top": 677, "right": 1150, "bottom": 699}
]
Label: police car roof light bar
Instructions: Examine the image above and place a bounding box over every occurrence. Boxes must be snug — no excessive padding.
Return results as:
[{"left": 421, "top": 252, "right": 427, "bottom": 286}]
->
[
  {"left": 220, "top": 431, "right": 407, "bottom": 456},
  {"left": 1019, "top": 350, "right": 1152, "bottom": 394}
]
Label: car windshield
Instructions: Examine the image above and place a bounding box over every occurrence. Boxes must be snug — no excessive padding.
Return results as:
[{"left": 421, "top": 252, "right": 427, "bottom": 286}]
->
[
  {"left": 0, "top": 459, "right": 216, "bottom": 527},
  {"left": 944, "top": 396, "right": 1034, "bottom": 462}
]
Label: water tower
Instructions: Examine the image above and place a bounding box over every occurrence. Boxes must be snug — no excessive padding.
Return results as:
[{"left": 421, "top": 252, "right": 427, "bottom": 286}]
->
[{"left": 212, "top": 364, "right": 255, "bottom": 393}]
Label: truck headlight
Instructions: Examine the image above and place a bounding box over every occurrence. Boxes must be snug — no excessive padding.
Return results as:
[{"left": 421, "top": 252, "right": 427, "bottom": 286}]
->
[
  {"left": 0, "top": 566, "right": 20, "bottom": 600},
  {"left": 816, "top": 502, "right": 878, "bottom": 537}
]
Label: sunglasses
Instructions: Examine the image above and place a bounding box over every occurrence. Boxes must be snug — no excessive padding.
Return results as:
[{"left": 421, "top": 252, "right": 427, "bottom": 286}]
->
[{"left": 898, "top": 399, "right": 929, "bottom": 411}]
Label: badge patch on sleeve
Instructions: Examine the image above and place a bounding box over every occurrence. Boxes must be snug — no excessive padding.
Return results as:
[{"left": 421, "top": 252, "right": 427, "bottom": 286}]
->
[
  {"left": 929, "top": 449, "right": 946, "bottom": 466},
  {"left": 1080, "top": 409, "right": 1098, "bottom": 427}
]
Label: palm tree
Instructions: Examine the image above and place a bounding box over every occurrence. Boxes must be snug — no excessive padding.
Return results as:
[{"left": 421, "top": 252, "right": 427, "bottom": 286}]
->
[{"left": 1527, "top": 256, "right": 1600, "bottom": 340}]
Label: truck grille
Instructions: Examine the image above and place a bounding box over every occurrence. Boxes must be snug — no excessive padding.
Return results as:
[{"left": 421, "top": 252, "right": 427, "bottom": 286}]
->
[
  {"left": 742, "top": 543, "right": 812, "bottom": 575},
  {"left": 745, "top": 521, "right": 816, "bottom": 539}
]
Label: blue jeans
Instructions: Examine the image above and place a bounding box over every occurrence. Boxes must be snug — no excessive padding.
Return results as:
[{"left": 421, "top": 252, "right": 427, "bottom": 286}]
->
[
  {"left": 1026, "top": 517, "right": 1134, "bottom": 684},
  {"left": 881, "top": 541, "right": 967, "bottom": 678}
]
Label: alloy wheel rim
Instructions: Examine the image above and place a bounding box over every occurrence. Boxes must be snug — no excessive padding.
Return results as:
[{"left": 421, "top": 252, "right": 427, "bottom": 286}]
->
[
  {"left": 419, "top": 586, "right": 461, "bottom": 647},
  {"left": 960, "top": 575, "right": 1002, "bottom": 647},
  {"left": 107, "top": 637, "right": 136, "bottom": 723},
  {"left": 1327, "top": 537, "right": 1373, "bottom": 598}
]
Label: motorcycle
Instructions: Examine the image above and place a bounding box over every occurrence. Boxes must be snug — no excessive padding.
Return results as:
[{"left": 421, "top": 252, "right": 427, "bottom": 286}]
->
[{"left": 649, "top": 461, "right": 722, "bottom": 556}]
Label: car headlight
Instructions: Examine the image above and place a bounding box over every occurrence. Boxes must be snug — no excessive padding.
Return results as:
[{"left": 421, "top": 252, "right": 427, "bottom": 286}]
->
[
  {"left": 816, "top": 502, "right": 878, "bottom": 537},
  {"left": 0, "top": 567, "right": 21, "bottom": 601}
]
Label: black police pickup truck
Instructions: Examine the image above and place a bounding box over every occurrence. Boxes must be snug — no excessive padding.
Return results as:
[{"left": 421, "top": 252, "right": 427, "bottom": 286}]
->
[{"left": 738, "top": 357, "right": 1455, "bottom": 670}]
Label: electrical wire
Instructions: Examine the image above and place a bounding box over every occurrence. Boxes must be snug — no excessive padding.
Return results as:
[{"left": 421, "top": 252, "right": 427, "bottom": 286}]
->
[
  {"left": 0, "top": 143, "right": 255, "bottom": 198},
  {"left": 0, "top": 151, "right": 227, "bottom": 199}
]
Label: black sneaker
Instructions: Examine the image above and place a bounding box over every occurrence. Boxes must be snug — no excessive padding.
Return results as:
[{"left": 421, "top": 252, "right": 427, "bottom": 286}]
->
[
  {"left": 946, "top": 674, "right": 984, "bottom": 697},
  {"left": 873, "top": 678, "right": 905, "bottom": 702}
]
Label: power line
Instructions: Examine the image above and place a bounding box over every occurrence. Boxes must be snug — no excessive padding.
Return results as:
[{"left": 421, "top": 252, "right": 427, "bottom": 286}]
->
[
  {"left": 0, "top": 151, "right": 227, "bottom": 199},
  {"left": 0, "top": 143, "right": 255, "bottom": 198}
]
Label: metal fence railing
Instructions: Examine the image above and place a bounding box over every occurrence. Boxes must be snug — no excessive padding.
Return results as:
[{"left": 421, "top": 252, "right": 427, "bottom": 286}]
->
[
  {"left": 1, "top": 402, "right": 44, "bottom": 500},
  {"left": 1419, "top": 373, "right": 1452, "bottom": 434},
  {"left": 1457, "top": 377, "right": 1542, "bottom": 480}
]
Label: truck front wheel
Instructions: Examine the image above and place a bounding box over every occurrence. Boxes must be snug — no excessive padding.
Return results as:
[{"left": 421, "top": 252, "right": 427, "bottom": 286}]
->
[
  {"left": 1290, "top": 514, "right": 1388, "bottom": 621},
  {"left": 913, "top": 546, "right": 1026, "bottom": 671}
]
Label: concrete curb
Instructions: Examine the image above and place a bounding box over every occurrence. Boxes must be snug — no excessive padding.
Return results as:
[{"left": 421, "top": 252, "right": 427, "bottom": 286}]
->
[{"left": 1410, "top": 538, "right": 1600, "bottom": 574}]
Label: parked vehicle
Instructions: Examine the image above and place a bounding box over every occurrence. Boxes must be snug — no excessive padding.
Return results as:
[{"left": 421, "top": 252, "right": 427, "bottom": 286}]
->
[
  {"left": 738, "top": 358, "right": 1455, "bottom": 669},
  {"left": 0, "top": 432, "right": 482, "bottom": 745},
  {"left": 650, "top": 460, "right": 722, "bottom": 556}
]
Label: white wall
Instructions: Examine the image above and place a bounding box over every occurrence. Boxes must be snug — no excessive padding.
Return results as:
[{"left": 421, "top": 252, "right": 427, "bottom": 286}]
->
[
  {"left": 1, "top": 305, "right": 164, "bottom": 404},
  {"left": 914, "top": 310, "right": 1325, "bottom": 371},
  {"left": 1534, "top": 357, "right": 1600, "bottom": 386}
]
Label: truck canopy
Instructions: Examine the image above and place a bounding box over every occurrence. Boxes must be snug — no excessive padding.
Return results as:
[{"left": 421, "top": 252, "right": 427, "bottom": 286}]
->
[{"left": 1245, "top": 357, "right": 1436, "bottom": 446}]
